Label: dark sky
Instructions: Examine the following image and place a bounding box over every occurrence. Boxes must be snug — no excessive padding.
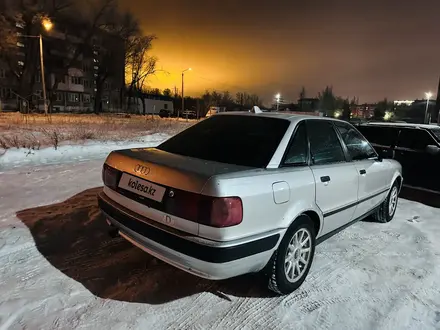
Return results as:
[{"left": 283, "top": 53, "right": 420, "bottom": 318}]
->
[{"left": 121, "top": 0, "right": 440, "bottom": 104}]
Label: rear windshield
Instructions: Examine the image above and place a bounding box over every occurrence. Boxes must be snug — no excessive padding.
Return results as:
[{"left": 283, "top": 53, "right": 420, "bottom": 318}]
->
[{"left": 157, "top": 115, "right": 290, "bottom": 167}]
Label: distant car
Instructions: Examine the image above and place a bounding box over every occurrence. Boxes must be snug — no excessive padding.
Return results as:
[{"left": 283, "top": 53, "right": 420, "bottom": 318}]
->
[
  {"left": 181, "top": 110, "right": 196, "bottom": 119},
  {"left": 158, "top": 109, "right": 171, "bottom": 118},
  {"left": 357, "top": 122, "right": 440, "bottom": 192},
  {"left": 98, "top": 113, "right": 403, "bottom": 294}
]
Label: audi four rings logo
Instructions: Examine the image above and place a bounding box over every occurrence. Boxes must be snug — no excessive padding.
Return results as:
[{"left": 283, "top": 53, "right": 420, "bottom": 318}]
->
[{"left": 134, "top": 164, "right": 150, "bottom": 175}]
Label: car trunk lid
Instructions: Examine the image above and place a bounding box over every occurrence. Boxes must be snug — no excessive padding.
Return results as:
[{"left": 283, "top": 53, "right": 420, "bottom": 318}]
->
[
  {"left": 102, "top": 147, "right": 252, "bottom": 236},
  {"left": 106, "top": 147, "right": 251, "bottom": 193}
]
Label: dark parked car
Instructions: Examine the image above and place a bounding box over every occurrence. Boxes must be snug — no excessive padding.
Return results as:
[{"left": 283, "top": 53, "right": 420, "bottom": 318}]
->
[
  {"left": 357, "top": 122, "right": 440, "bottom": 192},
  {"left": 159, "top": 109, "right": 171, "bottom": 118}
]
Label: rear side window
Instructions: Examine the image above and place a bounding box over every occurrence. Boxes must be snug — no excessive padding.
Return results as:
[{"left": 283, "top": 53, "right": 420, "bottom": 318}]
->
[
  {"left": 307, "top": 120, "right": 346, "bottom": 165},
  {"left": 283, "top": 122, "right": 308, "bottom": 166},
  {"left": 157, "top": 115, "right": 290, "bottom": 168},
  {"left": 397, "top": 129, "right": 434, "bottom": 151},
  {"left": 357, "top": 126, "right": 399, "bottom": 147}
]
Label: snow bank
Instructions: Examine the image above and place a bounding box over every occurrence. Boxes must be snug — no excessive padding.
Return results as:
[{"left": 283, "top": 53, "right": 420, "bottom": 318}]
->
[{"left": 0, "top": 133, "right": 170, "bottom": 171}]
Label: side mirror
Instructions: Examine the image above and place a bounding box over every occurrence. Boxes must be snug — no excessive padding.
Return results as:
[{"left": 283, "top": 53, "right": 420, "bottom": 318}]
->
[
  {"left": 381, "top": 148, "right": 395, "bottom": 159},
  {"left": 426, "top": 145, "right": 440, "bottom": 156}
]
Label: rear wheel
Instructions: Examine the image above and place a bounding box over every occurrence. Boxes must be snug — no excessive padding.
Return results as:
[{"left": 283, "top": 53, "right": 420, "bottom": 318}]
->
[
  {"left": 372, "top": 181, "right": 399, "bottom": 223},
  {"left": 268, "top": 215, "right": 316, "bottom": 295}
]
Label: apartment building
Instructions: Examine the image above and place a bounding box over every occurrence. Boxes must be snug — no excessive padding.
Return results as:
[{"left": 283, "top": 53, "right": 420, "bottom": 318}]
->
[{"left": 0, "top": 14, "right": 124, "bottom": 113}]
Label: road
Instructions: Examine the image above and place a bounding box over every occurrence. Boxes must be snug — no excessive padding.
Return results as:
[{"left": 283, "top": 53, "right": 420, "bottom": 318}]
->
[{"left": 1, "top": 161, "right": 440, "bottom": 329}]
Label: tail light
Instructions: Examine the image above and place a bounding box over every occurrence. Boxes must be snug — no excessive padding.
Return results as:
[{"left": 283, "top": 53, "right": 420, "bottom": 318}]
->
[
  {"left": 102, "top": 164, "right": 120, "bottom": 190},
  {"left": 209, "top": 197, "right": 243, "bottom": 227},
  {"left": 165, "top": 193, "right": 243, "bottom": 228}
]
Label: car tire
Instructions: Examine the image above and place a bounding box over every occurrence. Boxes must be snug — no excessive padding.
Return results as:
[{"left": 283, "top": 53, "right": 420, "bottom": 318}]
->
[
  {"left": 372, "top": 181, "right": 399, "bottom": 223},
  {"left": 268, "top": 214, "right": 316, "bottom": 295}
]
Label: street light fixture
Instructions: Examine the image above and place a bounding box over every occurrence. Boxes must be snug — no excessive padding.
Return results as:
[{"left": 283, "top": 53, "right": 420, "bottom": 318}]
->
[
  {"left": 275, "top": 93, "right": 281, "bottom": 111},
  {"left": 21, "top": 17, "right": 53, "bottom": 116},
  {"left": 42, "top": 18, "right": 53, "bottom": 32},
  {"left": 181, "top": 68, "right": 192, "bottom": 116},
  {"left": 425, "top": 91, "right": 433, "bottom": 124}
]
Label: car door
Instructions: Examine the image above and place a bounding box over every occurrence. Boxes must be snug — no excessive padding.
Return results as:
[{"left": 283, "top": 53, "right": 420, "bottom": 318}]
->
[
  {"left": 356, "top": 125, "right": 400, "bottom": 159},
  {"left": 306, "top": 119, "right": 359, "bottom": 236},
  {"left": 334, "top": 121, "right": 390, "bottom": 220},
  {"left": 395, "top": 128, "right": 438, "bottom": 191}
]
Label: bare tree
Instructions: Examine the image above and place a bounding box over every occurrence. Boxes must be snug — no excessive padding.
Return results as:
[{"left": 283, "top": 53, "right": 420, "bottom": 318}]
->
[
  {"left": 163, "top": 88, "right": 172, "bottom": 98},
  {"left": 299, "top": 86, "right": 306, "bottom": 99},
  {"left": 125, "top": 35, "right": 159, "bottom": 113},
  {"left": 44, "top": 0, "right": 122, "bottom": 113},
  {"left": 90, "top": 8, "right": 140, "bottom": 113}
]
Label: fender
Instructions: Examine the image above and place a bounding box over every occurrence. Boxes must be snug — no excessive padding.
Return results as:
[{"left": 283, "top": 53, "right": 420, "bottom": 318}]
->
[
  {"left": 386, "top": 159, "right": 403, "bottom": 192},
  {"left": 279, "top": 197, "right": 324, "bottom": 237}
]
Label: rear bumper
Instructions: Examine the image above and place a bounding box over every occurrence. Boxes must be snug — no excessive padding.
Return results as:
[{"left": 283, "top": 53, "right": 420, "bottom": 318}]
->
[{"left": 98, "top": 191, "right": 280, "bottom": 280}]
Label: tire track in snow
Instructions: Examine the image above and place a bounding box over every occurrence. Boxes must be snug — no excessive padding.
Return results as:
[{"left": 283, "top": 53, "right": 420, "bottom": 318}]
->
[
  {"left": 169, "top": 290, "right": 219, "bottom": 330},
  {"left": 278, "top": 229, "right": 396, "bottom": 329},
  {"left": 229, "top": 296, "right": 286, "bottom": 330}
]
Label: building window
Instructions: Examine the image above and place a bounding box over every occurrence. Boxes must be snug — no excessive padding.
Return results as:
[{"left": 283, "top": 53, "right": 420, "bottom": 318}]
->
[
  {"left": 0, "top": 68, "right": 5, "bottom": 78},
  {"left": 83, "top": 94, "right": 91, "bottom": 103},
  {"left": 55, "top": 92, "right": 63, "bottom": 101},
  {"left": 164, "top": 103, "right": 168, "bottom": 110},
  {"left": 68, "top": 93, "right": 79, "bottom": 103},
  {"left": 83, "top": 79, "right": 89, "bottom": 88},
  {"left": 1, "top": 88, "right": 14, "bottom": 99},
  {"left": 70, "top": 76, "right": 81, "bottom": 85}
]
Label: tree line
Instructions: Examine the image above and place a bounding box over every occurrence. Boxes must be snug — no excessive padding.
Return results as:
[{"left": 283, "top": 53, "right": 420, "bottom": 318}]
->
[{"left": 141, "top": 88, "right": 264, "bottom": 116}]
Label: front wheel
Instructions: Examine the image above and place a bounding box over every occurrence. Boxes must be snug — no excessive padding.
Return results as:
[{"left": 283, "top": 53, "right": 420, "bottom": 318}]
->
[
  {"left": 268, "top": 215, "right": 316, "bottom": 295},
  {"left": 372, "top": 181, "right": 399, "bottom": 223}
]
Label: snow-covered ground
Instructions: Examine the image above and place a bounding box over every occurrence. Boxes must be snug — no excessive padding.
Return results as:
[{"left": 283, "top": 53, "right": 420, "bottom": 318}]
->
[
  {"left": 0, "top": 133, "right": 170, "bottom": 171},
  {"left": 1, "top": 139, "right": 440, "bottom": 329}
]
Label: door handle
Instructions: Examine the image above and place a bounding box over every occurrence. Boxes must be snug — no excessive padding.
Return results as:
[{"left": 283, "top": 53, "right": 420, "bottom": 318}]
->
[
  {"left": 359, "top": 169, "right": 366, "bottom": 175},
  {"left": 320, "top": 176, "right": 331, "bottom": 183}
]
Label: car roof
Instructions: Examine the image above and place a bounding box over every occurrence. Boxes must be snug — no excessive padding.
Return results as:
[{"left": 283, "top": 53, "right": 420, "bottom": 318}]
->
[
  {"left": 359, "top": 122, "right": 440, "bottom": 130},
  {"left": 216, "top": 111, "right": 348, "bottom": 125}
]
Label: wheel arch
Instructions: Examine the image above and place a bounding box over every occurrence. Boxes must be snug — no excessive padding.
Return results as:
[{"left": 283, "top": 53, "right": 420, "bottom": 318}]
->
[
  {"left": 391, "top": 171, "right": 403, "bottom": 193},
  {"left": 283, "top": 207, "right": 323, "bottom": 240}
]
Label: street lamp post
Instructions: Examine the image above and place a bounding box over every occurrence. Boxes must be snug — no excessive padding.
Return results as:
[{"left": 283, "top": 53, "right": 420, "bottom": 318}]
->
[
  {"left": 181, "top": 68, "right": 192, "bottom": 117},
  {"left": 275, "top": 93, "right": 281, "bottom": 111},
  {"left": 21, "top": 18, "right": 53, "bottom": 116},
  {"left": 425, "top": 92, "right": 433, "bottom": 124},
  {"left": 38, "top": 34, "right": 48, "bottom": 116}
]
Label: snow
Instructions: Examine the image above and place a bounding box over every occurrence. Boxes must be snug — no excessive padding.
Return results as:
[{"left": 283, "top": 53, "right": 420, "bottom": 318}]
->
[
  {"left": 0, "top": 133, "right": 170, "bottom": 171},
  {"left": 1, "top": 141, "right": 440, "bottom": 329}
]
